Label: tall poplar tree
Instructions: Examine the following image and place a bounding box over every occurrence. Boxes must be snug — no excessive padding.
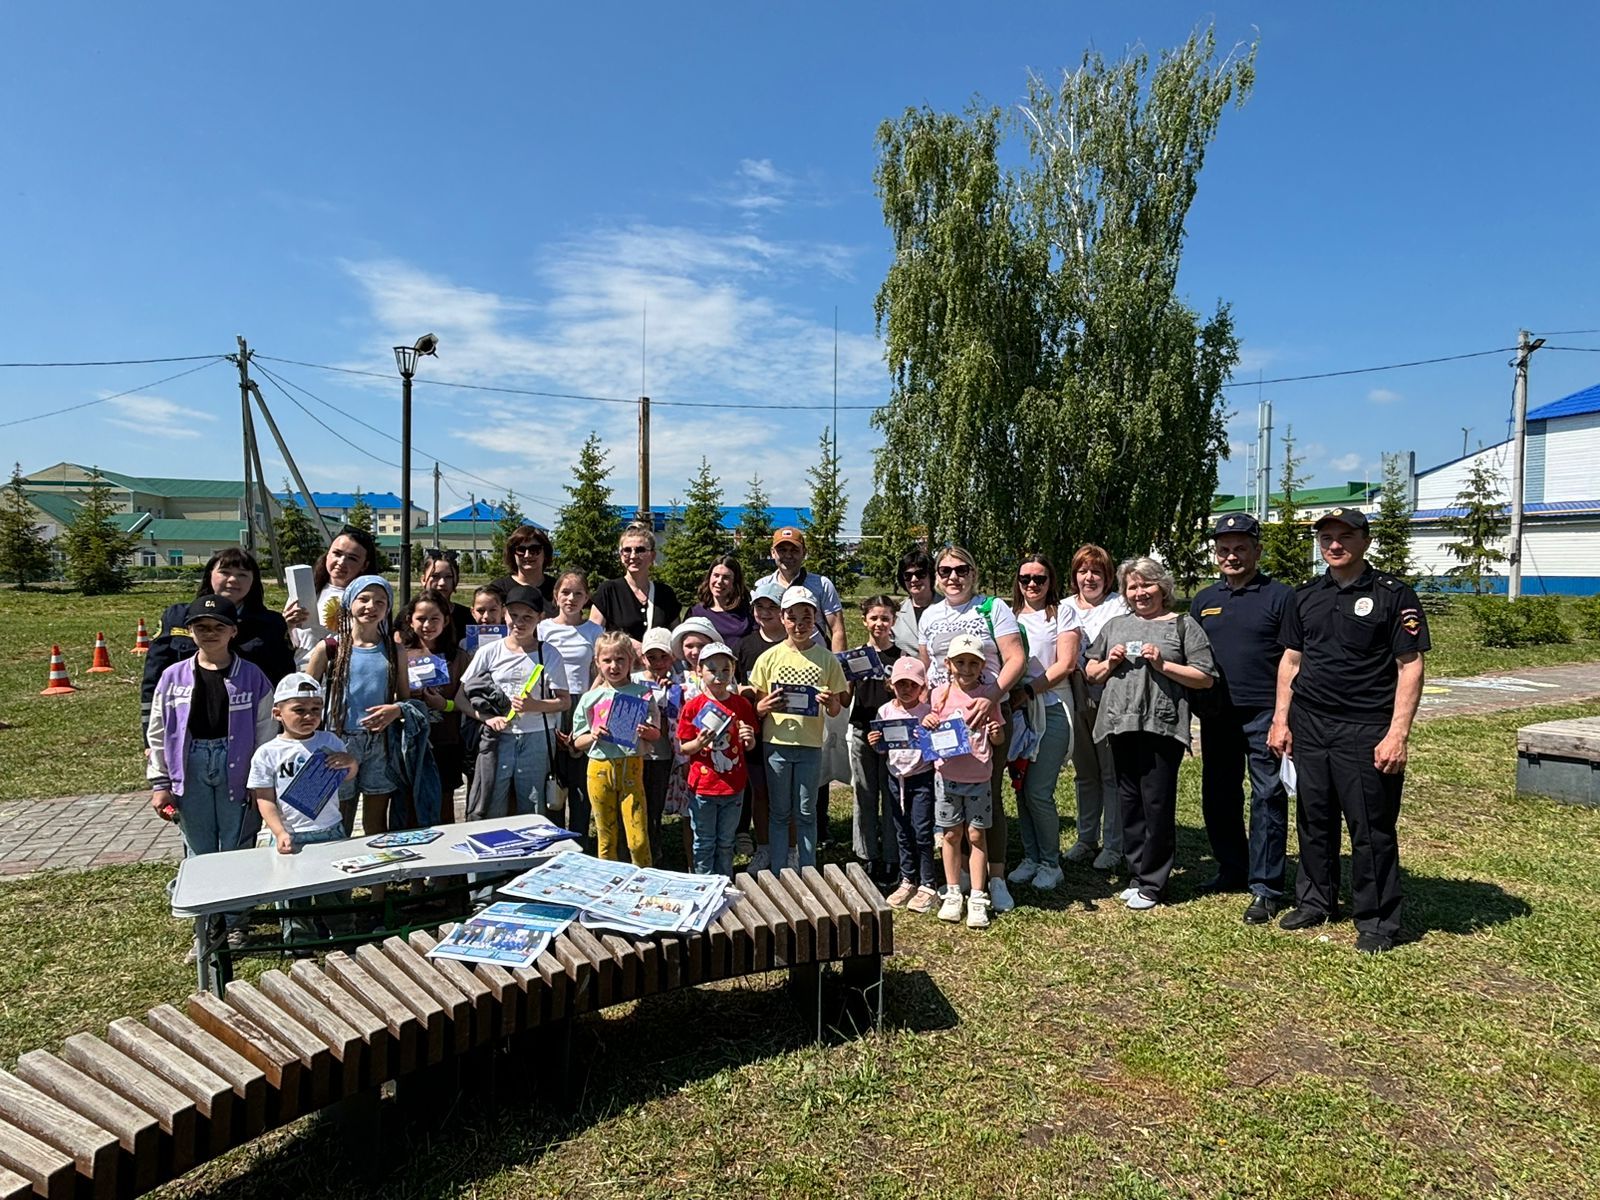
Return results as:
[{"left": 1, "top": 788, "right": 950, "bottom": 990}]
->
[
  {"left": 873, "top": 29, "right": 1252, "bottom": 571},
  {"left": 553, "top": 434, "right": 622, "bottom": 588}
]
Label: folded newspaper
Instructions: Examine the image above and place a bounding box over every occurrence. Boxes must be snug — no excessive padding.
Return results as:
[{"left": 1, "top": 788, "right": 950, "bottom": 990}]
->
[{"left": 498, "top": 850, "right": 738, "bottom": 936}]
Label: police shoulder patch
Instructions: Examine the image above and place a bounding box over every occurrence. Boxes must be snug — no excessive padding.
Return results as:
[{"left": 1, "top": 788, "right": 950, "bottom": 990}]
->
[
  {"left": 1200, "top": 607, "right": 1223, "bottom": 617},
  {"left": 170, "top": 626, "right": 190, "bottom": 639}
]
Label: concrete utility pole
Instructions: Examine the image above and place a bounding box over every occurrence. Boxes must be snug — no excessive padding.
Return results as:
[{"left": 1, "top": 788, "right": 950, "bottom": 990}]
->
[
  {"left": 236, "top": 336, "right": 255, "bottom": 552},
  {"left": 242, "top": 401, "right": 281, "bottom": 572},
  {"left": 637, "top": 394, "right": 651, "bottom": 521},
  {"left": 1507, "top": 329, "right": 1546, "bottom": 600},
  {"left": 470, "top": 491, "right": 478, "bottom": 567},
  {"left": 247, "top": 381, "right": 329, "bottom": 543},
  {"left": 1255, "top": 398, "right": 1274, "bottom": 517},
  {"left": 432, "top": 462, "right": 441, "bottom": 553}
]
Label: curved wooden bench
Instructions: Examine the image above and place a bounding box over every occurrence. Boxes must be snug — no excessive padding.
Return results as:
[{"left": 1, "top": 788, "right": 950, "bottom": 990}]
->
[{"left": 0, "top": 866, "right": 891, "bottom": 1199}]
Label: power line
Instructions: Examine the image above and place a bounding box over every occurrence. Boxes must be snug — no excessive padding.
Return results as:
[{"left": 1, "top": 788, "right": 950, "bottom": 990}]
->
[
  {"left": 1538, "top": 329, "right": 1600, "bottom": 337},
  {"left": 0, "top": 358, "right": 227, "bottom": 429},
  {"left": 1218, "top": 347, "right": 1516, "bottom": 389},
  {"left": 0, "top": 354, "right": 227, "bottom": 368},
  {"left": 253, "top": 367, "right": 401, "bottom": 471},
  {"left": 1544, "top": 345, "right": 1600, "bottom": 353}
]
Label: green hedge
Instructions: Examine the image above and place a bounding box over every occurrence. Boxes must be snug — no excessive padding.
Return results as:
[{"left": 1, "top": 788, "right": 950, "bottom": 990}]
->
[
  {"left": 1465, "top": 595, "right": 1572, "bottom": 648},
  {"left": 1575, "top": 595, "right": 1600, "bottom": 641}
]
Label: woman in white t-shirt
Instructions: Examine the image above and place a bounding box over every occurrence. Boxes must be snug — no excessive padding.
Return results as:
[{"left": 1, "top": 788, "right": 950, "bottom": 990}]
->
[
  {"left": 917, "top": 545, "right": 1027, "bottom": 911},
  {"left": 540, "top": 569, "right": 603, "bottom": 847},
  {"left": 1006, "top": 554, "right": 1082, "bottom": 892},
  {"left": 1064, "top": 544, "right": 1131, "bottom": 870},
  {"left": 283, "top": 526, "right": 380, "bottom": 670}
]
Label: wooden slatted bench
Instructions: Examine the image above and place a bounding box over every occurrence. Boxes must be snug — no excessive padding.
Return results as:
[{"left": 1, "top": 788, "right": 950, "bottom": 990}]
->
[{"left": 0, "top": 866, "right": 891, "bottom": 1199}]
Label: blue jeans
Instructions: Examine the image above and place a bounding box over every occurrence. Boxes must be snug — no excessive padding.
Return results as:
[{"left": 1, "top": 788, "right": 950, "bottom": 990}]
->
[
  {"left": 1201, "top": 705, "right": 1290, "bottom": 898},
  {"left": 491, "top": 728, "right": 552, "bottom": 818},
  {"left": 891, "top": 770, "right": 937, "bottom": 888},
  {"left": 1017, "top": 702, "right": 1073, "bottom": 868},
  {"left": 765, "top": 743, "right": 820, "bottom": 868},
  {"left": 690, "top": 790, "right": 743, "bottom": 877},
  {"left": 276, "top": 823, "right": 348, "bottom": 942},
  {"left": 176, "top": 738, "right": 259, "bottom": 857}
]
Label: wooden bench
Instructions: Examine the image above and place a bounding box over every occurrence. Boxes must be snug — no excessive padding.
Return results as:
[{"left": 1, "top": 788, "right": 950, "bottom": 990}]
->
[
  {"left": 1516, "top": 716, "right": 1600, "bottom": 807},
  {"left": 0, "top": 866, "right": 891, "bottom": 1199}
]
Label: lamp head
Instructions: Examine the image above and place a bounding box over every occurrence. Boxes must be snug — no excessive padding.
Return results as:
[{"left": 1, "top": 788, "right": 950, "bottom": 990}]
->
[{"left": 414, "top": 333, "right": 439, "bottom": 357}]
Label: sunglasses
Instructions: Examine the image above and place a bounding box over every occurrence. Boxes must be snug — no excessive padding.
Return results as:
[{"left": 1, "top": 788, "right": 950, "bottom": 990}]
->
[
  {"left": 619, "top": 546, "right": 652, "bottom": 557},
  {"left": 1017, "top": 573, "right": 1049, "bottom": 587},
  {"left": 936, "top": 564, "right": 973, "bottom": 579},
  {"left": 513, "top": 546, "right": 545, "bottom": 557},
  {"left": 424, "top": 548, "right": 458, "bottom": 564},
  {"left": 901, "top": 569, "right": 928, "bottom": 582}
]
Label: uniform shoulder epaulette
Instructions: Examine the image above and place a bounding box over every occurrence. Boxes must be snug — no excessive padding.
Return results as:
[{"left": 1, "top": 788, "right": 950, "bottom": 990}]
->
[
  {"left": 1294, "top": 578, "right": 1320, "bottom": 592},
  {"left": 1376, "top": 573, "right": 1402, "bottom": 589}
]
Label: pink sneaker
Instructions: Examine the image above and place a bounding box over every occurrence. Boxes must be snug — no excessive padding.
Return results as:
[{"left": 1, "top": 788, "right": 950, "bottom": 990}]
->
[
  {"left": 886, "top": 881, "right": 916, "bottom": 908},
  {"left": 907, "top": 885, "right": 938, "bottom": 914}
]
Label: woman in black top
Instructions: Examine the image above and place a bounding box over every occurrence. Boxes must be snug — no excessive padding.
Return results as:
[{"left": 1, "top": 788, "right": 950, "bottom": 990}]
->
[
  {"left": 488, "top": 525, "right": 558, "bottom": 618},
  {"left": 139, "top": 547, "right": 294, "bottom": 743},
  {"left": 592, "top": 523, "right": 680, "bottom": 641}
]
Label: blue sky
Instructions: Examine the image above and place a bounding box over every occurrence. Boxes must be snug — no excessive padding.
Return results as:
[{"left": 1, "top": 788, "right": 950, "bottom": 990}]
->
[{"left": 4, "top": 2, "right": 1598, "bottom": 529}]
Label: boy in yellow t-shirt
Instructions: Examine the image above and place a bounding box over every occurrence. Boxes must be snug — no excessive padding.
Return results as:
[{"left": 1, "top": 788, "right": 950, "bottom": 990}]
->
[{"left": 746, "top": 586, "right": 847, "bottom": 869}]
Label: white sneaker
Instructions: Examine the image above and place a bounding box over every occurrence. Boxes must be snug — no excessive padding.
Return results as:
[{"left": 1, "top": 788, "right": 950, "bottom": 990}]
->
[
  {"left": 1126, "top": 892, "right": 1158, "bottom": 911},
  {"left": 1033, "top": 864, "right": 1064, "bottom": 891},
  {"left": 937, "top": 887, "right": 965, "bottom": 922},
  {"left": 1064, "top": 841, "right": 1097, "bottom": 865},
  {"left": 1007, "top": 858, "right": 1040, "bottom": 884},
  {"left": 967, "top": 891, "right": 992, "bottom": 928},
  {"left": 1092, "top": 848, "right": 1123, "bottom": 871},
  {"left": 989, "top": 878, "right": 1015, "bottom": 913},
  {"left": 749, "top": 846, "right": 771, "bottom": 873},
  {"left": 1118, "top": 886, "right": 1140, "bottom": 901},
  {"left": 786, "top": 848, "right": 799, "bottom": 871}
]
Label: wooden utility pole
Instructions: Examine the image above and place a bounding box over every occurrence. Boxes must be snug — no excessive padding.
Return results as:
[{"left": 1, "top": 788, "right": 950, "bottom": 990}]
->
[
  {"left": 1507, "top": 329, "right": 1545, "bottom": 600},
  {"left": 469, "top": 491, "right": 478, "bottom": 567},
  {"left": 637, "top": 394, "right": 651, "bottom": 521},
  {"left": 236, "top": 336, "right": 255, "bottom": 551},
  {"left": 247, "top": 380, "right": 330, "bottom": 543}
]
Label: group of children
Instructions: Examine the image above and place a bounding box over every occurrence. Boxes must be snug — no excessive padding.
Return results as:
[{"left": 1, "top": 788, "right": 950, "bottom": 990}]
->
[{"left": 148, "top": 571, "right": 1012, "bottom": 941}]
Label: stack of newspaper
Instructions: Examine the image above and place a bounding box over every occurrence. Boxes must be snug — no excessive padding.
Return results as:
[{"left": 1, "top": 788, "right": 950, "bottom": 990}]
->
[
  {"left": 499, "top": 850, "right": 737, "bottom": 937},
  {"left": 451, "top": 824, "right": 582, "bottom": 861}
]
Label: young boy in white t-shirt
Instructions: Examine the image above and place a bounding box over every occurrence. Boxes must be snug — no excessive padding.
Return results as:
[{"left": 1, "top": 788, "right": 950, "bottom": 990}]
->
[{"left": 248, "top": 672, "right": 359, "bottom": 941}]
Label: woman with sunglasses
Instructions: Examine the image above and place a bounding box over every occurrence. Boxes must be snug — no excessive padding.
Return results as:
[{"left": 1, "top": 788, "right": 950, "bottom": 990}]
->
[
  {"left": 489, "top": 525, "right": 559, "bottom": 619},
  {"left": 1064, "top": 544, "right": 1131, "bottom": 870},
  {"left": 284, "top": 525, "right": 381, "bottom": 670},
  {"left": 917, "top": 545, "right": 1027, "bottom": 912},
  {"left": 891, "top": 547, "right": 936, "bottom": 656},
  {"left": 1006, "top": 555, "right": 1083, "bottom": 892},
  {"left": 420, "top": 549, "right": 474, "bottom": 643},
  {"left": 593, "top": 523, "right": 681, "bottom": 642}
]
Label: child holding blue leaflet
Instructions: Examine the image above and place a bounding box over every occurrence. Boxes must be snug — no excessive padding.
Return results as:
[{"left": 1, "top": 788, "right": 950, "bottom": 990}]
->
[
  {"left": 571, "top": 630, "right": 660, "bottom": 865},
  {"left": 676, "top": 642, "right": 758, "bottom": 877},
  {"left": 924, "top": 634, "right": 1006, "bottom": 928},
  {"left": 869, "top": 656, "right": 939, "bottom": 913}
]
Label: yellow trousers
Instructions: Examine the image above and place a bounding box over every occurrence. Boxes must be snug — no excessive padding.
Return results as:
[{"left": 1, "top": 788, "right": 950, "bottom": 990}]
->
[{"left": 587, "top": 756, "right": 651, "bottom": 867}]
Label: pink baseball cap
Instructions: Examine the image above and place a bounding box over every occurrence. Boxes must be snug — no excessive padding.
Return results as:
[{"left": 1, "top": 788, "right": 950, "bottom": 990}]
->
[{"left": 888, "top": 657, "right": 927, "bottom": 685}]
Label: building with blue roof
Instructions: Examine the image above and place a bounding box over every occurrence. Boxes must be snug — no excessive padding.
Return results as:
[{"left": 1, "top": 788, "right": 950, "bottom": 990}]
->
[{"left": 1409, "top": 380, "right": 1600, "bottom": 594}]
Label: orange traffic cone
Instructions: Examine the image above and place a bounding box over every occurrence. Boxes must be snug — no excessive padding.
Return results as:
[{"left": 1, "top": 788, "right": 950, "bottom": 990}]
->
[
  {"left": 89, "top": 632, "right": 114, "bottom": 673},
  {"left": 40, "top": 645, "right": 77, "bottom": 695},
  {"left": 132, "top": 617, "right": 151, "bottom": 655}
]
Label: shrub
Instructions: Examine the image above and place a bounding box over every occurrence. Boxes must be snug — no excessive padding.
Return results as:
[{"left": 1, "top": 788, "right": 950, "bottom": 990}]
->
[
  {"left": 1465, "top": 596, "right": 1572, "bottom": 648},
  {"left": 1416, "top": 589, "right": 1454, "bottom": 617},
  {"left": 1575, "top": 595, "right": 1600, "bottom": 641}
]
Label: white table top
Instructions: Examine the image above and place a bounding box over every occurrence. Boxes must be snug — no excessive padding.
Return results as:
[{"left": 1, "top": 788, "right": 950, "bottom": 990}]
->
[{"left": 170, "top": 816, "right": 579, "bottom": 917}]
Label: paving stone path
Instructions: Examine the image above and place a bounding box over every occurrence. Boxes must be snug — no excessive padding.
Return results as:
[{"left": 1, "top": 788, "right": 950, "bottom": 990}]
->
[{"left": 2, "top": 662, "right": 1596, "bottom": 880}]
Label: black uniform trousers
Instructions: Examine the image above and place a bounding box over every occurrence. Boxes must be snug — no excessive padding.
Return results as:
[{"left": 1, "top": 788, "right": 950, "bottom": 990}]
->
[
  {"left": 1200, "top": 704, "right": 1289, "bottom": 897},
  {"left": 1289, "top": 707, "right": 1403, "bottom": 940}
]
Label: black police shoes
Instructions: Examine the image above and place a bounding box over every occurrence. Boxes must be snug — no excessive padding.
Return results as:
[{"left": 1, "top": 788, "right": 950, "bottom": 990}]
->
[
  {"left": 1278, "top": 906, "right": 1333, "bottom": 931},
  {"left": 1356, "top": 932, "right": 1396, "bottom": 955},
  {"left": 1243, "top": 895, "right": 1283, "bottom": 925}
]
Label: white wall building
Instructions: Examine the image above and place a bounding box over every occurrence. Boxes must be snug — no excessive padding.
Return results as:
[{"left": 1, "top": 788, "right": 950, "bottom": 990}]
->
[{"left": 1411, "top": 381, "right": 1600, "bottom": 594}]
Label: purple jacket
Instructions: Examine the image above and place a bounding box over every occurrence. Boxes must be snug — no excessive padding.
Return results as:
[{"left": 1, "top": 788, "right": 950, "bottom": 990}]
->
[{"left": 146, "top": 655, "right": 277, "bottom": 800}]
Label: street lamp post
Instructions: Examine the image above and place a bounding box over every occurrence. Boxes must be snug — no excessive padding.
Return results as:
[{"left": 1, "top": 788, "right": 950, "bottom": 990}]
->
[{"left": 393, "top": 333, "right": 438, "bottom": 609}]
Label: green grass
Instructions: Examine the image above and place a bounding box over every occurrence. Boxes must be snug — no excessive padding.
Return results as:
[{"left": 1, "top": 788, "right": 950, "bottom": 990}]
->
[{"left": 3, "top": 702, "right": 1599, "bottom": 1197}]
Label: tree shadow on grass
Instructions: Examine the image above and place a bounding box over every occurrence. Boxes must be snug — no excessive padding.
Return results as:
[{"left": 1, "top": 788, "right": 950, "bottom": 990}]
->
[
  {"left": 1397, "top": 869, "right": 1532, "bottom": 940},
  {"left": 175, "top": 965, "right": 954, "bottom": 1200}
]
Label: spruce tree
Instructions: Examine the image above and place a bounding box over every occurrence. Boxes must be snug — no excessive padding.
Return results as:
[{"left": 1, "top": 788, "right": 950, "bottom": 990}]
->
[
  {"left": 1370, "top": 453, "right": 1415, "bottom": 579},
  {"left": 1258, "top": 428, "right": 1312, "bottom": 586},
  {"left": 803, "top": 428, "right": 852, "bottom": 588},
  {"left": 660, "top": 459, "right": 728, "bottom": 598},
  {"left": 273, "top": 479, "right": 326, "bottom": 568},
  {"left": 553, "top": 434, "right": 622, "bottom": 588},
  {"left": 0, "top": 463, "right": 54, "bottom": 588},
  {"left": 734, "top": 474, "right": 775, "bottom": 584},
  {"left": 61, "top": 468, "right": 140, "bottom": 594},
  {"left": 345, "top": 489, "right": 376, "bottom": 537},
  {"left": 490, "top": 491, "right": 528, "bottom": 567},
  {"left": 1443, "top": 463, "right": 1508, "bottom": 594}
]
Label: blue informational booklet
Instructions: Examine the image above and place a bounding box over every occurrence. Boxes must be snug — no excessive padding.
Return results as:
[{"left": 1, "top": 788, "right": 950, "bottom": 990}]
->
[
  {"left": 693, "top": 698, "right": 734, "bottom": 739},
  {"left": 467, "top": 827, "right": 535, "bottom": 855},
  {"left": 407, "top": 653, "right": 451, "bottom": 688},
  {"left": 466, "top": 623, "right": 508, "bottom": 654},
  {"left": 367, "top": 829, "right": 445, "bottom": 848},
  {"left": 279, "top": 749, "right": 346, "bottom": 821},
  {"left": 928, "top": 715, "right": 975, "bottom": 760},
  {"left": 836, "top": 645, "right": 885, "bottom": 682},
  {"left": 869, "top": 717, "right": 933, "bottom": 757},
  {"left": 597, "top": 691, "right": 650, "bottom": 751},
  {"left": 772, "top": 683, "right": 819, "bottom": 716}
]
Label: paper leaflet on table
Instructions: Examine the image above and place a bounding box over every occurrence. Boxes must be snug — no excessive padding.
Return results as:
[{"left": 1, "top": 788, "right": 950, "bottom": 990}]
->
[
  {"left": 367, "top": 829, "right": 444, "bottom": 848},
  {"left": 331, "top": 847, "right": 423, "bottom": 873},
  {"left": 500, "top": 850, "right": 737, "bottom": 935},
  {"left": 426, "top": 901, "right": 579, "bottom": 969},
  {"left": 279, "top": 748, "right": 347, "bottom": 821},
  {"left": 452, "top": 824, "right": 582, "bottom": 859}
]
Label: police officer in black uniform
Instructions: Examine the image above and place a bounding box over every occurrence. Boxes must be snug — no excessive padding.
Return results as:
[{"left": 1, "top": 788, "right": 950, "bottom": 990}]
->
[
  {"left": 1190, "top": 513, "right": 1296, "bottom": 924},
  {"left": 1268, "top": 507, "right": 1429, "bottom": 954}
]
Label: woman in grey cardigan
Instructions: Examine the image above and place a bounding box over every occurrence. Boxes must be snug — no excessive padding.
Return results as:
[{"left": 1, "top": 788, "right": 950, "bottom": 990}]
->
[{"left": 1085, "top": 556, "right": 1216, "bottom": 910}]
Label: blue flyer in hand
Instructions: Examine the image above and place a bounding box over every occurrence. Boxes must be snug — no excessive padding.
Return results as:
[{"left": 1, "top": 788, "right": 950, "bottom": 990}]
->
[
  {"left": 407, "top": 653, "right": 451, "bottom": 688},
  {"left": 466, "top": 623, "right": 508, "bottom": 655},
  {"left": 870, "top": 716, "right": 926, "bottom": 753},
  {"left": 280, "top": 749, "right": 346, "bottom": 820},
  {"left": 772, "top": 683, "right": 819, "bottom": 716},
  {"left": 598, "top": 691, "right": 650, "bottom": 751},
  {"left": 693, "top": 698, "right": 734, "bottom": 742},
  {"left": 836, "top": 645, "right": 885, "bottom": 682},
  {"left": 928, "top": 715, "right": 974, "bottom": 760}
]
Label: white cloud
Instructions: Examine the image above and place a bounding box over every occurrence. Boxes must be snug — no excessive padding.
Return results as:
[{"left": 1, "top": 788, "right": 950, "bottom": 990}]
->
[
  {"left": 1368, "top": 387, "right": 1402, "bottom": 405},
  {"left": 105, "top": 394, "right": 215, "bottom": 440},
  {"left": 1330, "top": 452, "right": 1363, "bottom": 472}
]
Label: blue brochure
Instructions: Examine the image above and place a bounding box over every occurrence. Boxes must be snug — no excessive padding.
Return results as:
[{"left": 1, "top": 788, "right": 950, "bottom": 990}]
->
[
  {"left": 928, "top": 715, "right": 974, "bottom": 760},
  {"left": 693, "top": 698, "right": 735, "bottom": 740},
  {"left": 836, "top": 645, "right": 885, "bottom": 682},
  {"left": 597, "top": 691, "right": 650, "bottom": 751},
  {"left": 279, "top": 749, "right": 345, "bottom": 820},
  {"left": 407, "top": 653, "right": 451, "bottom": 688},
  {"left": 772, "top": 683, "right": 819, "bottom": 716},
  {"left": 869, "top": 716, "right": 933, "bottom": 757},
  {"left": 466, "top": 623, "right": 508, "bottom": 654}
]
